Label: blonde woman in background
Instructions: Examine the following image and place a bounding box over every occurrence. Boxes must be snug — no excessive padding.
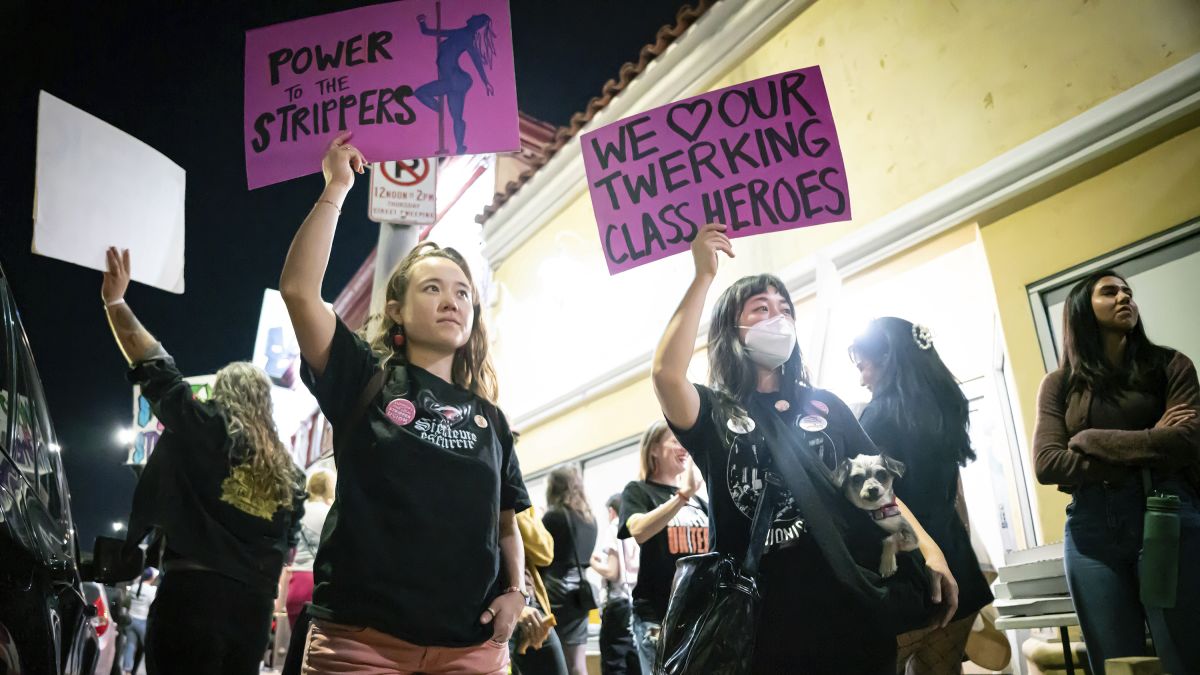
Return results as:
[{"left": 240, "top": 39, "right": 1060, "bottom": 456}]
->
[
  {"left": 285, "top": 470, "right": 336, "bottom": 627},
  {"left": 102, "top": 247, "right": 305, "bottom": 675}
]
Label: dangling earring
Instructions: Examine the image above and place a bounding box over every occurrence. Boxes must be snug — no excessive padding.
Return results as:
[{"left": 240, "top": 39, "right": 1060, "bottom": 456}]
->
[{"left": 390, "top": 323, "right": 406, "bottom": 348}]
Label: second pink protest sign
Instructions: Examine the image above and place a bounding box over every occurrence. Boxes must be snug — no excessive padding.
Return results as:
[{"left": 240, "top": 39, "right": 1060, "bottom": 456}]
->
[{"left": 581, "top": 67, "right": 851, "bottom": 274}]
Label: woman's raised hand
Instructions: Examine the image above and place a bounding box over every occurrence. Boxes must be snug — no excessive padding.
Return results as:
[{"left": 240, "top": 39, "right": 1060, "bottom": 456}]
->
[
  {"left": 690, "top": 222, "right": 734, "bottom": 279},
  {"left": 102, "top": 246, "right": 131, "bottom": 304},
  {"left": 321, "top": 131, "right": 367, "bottom": 191},
  {"left": 678, "top": 463, "right": 704, "bottom": 500}
]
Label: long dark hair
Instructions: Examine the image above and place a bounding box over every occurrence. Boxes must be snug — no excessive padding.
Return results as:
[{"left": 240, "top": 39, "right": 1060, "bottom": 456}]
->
[
  {"left": 850, "top": 317, "right": 974, "bottom": 466},
  {"left": 546, "top": 465, "right": 593, "bottom": 522},
  {"left": 1061, "top": 269, "right": 1169, "bottom": 399},
  {"left": 467, "top": 15, "right": 497, "bottom": 68},
  {"left": 707, "top": 274, "right": 810, "bottom": 404}
]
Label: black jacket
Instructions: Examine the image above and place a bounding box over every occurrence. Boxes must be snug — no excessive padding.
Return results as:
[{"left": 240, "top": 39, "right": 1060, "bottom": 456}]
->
[{"left": 123, "top": 355, "right": 305, "bottom": 595}]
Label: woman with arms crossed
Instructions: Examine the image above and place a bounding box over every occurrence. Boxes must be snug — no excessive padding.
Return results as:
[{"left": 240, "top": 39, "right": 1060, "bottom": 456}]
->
[{"left": 1033, "top": 270, "right": 1199, "bottom": 675}]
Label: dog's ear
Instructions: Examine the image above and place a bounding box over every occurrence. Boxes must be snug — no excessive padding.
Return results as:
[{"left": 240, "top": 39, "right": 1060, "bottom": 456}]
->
[
  {"left": 832, "top": 459, "right": 852, "bottom": 488},
  {"left": 883, "top": 455, "right": 906, "bottom": 479}
]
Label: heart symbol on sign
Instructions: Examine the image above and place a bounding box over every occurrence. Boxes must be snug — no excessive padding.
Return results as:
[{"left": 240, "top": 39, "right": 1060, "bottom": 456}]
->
[{"left": 666, "top": 99, "right": 713, "bottom": 143}]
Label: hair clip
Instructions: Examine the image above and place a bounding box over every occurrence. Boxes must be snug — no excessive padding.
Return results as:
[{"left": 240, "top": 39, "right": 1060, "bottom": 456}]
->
[{"left": 911, "top": 324, "right": 934, "bottom": 350}]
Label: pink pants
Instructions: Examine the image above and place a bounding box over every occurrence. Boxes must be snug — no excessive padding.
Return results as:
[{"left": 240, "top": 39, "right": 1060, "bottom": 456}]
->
[
  {"left": 302, "top": 619, "right": 509, "bottom": 675},
  {"left": 285, "top": 570, "right": 314, "bottom": 629}
]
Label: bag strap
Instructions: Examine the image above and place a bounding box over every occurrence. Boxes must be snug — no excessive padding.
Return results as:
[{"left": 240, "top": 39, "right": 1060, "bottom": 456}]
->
[
  {"left": 1143, "top": 467, "right": 1154, "bottom": 497},
  {"left": 298, "top": 520, "right": 314, "bottom": 552},
  {"left": 564, "top": 510, "right": 589, "bottom": 579},
  {"left": 333, "top": 368, "right": 387, "bottom": 457},
  {"left": 746, "top": 395, "right": 887, "bottom": 603},
  {"left": 742, "top": 475, "right": 779, "bottom": 576}
]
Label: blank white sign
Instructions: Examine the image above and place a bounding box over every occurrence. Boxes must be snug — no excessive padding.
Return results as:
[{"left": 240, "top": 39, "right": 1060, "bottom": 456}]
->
[{"left": 33, "top": 91, "right": 186, "bottom": 293}]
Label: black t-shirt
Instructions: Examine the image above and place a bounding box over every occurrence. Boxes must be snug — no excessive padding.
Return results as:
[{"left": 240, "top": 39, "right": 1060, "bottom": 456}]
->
[
  {"left": 669, "top": 384, "right": 895, "bottom": 670},
  {"left": 617, "top": 480, "right": 709, "bottom": 621},
  {"left": 541, "top": 507, "right": 599, "bottom": 575},
  {"left": 125, "top": 356, "right": 305, "bottom": 596},
  {"left": 300, "top": 319, "right": 531, "bottom": 647},
  {"left": 859, "top": 399, "right": 993, "bottom": 620}
]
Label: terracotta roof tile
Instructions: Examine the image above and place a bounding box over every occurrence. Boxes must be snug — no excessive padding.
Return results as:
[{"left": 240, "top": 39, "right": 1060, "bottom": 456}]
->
[{"left": 477, "top": 0, "right": 715, "bottom": 224}]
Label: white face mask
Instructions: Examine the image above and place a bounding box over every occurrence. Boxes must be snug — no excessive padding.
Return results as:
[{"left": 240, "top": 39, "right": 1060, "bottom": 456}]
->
[{"left": 740, "top": 315, "right": 797, "bottom": 370}]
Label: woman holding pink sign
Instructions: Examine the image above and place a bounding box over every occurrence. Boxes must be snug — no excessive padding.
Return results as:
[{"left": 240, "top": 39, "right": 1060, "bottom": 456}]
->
[
  {"left": 280, "top": 132, "right": 530, "bottom": 675},
  {"left": 649, "top": 222, "right": 959, "bottom": 673}
]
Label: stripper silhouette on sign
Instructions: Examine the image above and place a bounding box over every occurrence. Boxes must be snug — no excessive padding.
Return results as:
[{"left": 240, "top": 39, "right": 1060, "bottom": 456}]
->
[{"left": 414, "top": 12, "right": 497, "bottom": 155}]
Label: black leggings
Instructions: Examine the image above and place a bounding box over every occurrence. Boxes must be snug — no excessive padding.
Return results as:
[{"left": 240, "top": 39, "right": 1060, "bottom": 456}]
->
[
  {"left": 145, "top": 570, "right": 274, "bottom": 675},
  {"left": 510, "top": 624, "right": 568, "bottom": 675},
  {"left": 599, "top": 597, "right": 639, "bottom": 675}
]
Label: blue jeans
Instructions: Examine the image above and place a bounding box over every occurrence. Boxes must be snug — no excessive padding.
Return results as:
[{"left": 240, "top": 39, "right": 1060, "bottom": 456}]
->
[
  {"left": 629, "top": 612, "right": 659, "bottom": 675},
  {"left": 122, "top": 617, "right": 147, "bottom": 672},
  {"left": 1063, "top": 478, "right": 1200, "bottom": 675}
]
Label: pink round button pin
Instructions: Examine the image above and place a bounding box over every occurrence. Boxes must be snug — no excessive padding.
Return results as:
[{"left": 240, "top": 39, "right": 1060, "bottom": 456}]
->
[
  {"left": 808, "top": 400, "right": 830, "bottom": 415},
  {"left": 385, "top": 398, "right": 417, "bottom": 426}
]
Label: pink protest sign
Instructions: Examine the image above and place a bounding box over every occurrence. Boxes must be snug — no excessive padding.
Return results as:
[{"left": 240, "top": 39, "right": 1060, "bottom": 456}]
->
[
  {"left": 581, "top": 67, "right": 851, "bottom": 274},
  {"left": 244, "top": 0, "right": 519, "bottom": 190}
]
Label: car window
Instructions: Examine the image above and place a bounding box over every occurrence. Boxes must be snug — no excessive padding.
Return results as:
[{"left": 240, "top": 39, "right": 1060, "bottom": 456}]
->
[
  {"left": 0, "top": 278, "right": 12, "bottom": 452},
  {"left": 8, "top": 372, "right": 38, "bottom": 491},
  {"left": 15, "top": 334, "right": 63, "bottom": 516}
]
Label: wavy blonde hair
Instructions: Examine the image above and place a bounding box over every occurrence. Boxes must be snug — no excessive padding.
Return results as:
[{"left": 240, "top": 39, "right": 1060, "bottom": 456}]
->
[
  {"left": 211, "top": 362, "right": 299, "bottom": 514},
  {"left": 361, "top": 242, "right": 499, "bottom": 402}
]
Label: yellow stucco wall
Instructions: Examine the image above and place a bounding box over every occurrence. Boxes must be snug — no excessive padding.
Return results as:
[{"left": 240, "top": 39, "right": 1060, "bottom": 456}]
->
[
  {"left": 979, "top": 125, "right": 1200, "bottom": 542},
  {"left": 492, "top": 0, "right": 1200, "bottom": 481}
]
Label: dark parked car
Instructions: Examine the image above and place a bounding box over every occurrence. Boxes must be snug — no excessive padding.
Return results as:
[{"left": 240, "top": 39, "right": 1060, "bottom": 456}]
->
[{"left": 0, "top": 263, "right": 142, "bottom": 674}]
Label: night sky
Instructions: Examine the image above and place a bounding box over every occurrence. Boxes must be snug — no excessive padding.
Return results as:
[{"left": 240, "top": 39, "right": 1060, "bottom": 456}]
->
[{"left": 1, "top": 0, "right": 692, "bottom": 550}]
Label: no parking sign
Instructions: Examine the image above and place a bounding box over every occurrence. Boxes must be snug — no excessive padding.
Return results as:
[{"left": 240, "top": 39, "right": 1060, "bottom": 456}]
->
[{"left": 368, "top": 158, "right": 437, "bottom": 224}]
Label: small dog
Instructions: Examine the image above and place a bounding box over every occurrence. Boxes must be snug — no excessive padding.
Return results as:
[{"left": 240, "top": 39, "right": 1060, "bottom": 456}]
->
[{"left": 833, "top": 454, "right": 919, "bottom": 577}]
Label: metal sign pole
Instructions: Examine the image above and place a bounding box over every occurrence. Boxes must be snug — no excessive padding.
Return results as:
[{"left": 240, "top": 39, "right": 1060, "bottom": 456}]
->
[
  {"left": 370, "top": 222, "right": 420, "bottom": 317},
  {"left": 435, "top": 1, "right": 448, "bottom": 156}
]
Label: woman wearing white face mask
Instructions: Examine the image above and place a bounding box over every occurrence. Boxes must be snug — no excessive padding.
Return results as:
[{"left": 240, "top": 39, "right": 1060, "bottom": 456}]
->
[{"left": 650, "top": 223, "right": 959, "bottom": 673}]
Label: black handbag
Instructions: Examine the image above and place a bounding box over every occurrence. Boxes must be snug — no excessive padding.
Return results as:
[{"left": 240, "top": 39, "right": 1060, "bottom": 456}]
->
[
  {"left": 565, "top": 513, "right": 599, "bottom": 612},
  {"left": 544, "top": 511, "right": 599, "bottom": 613},
  {"left": 654, "top": 475, "right": 779, "bottom": 675}
]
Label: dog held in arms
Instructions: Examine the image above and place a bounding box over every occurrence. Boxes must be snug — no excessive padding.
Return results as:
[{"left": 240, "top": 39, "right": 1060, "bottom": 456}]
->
[{"left": 833, "top": 454, "right": 919, "bottom": 577}]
